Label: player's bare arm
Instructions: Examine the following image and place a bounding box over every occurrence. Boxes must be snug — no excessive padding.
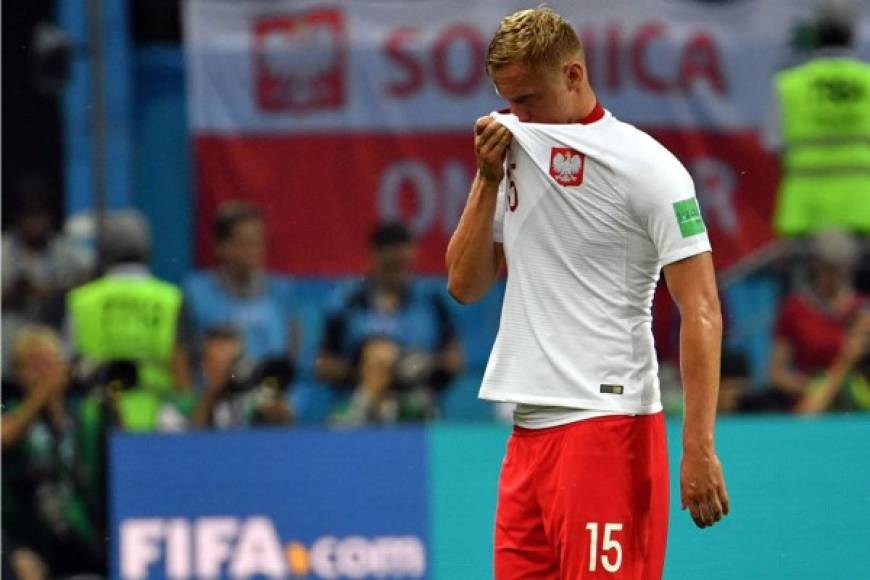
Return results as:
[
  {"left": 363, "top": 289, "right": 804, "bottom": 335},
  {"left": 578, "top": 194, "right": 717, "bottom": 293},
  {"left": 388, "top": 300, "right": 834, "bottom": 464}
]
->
[
  {"left": 663, "top": 251, "right": 730, "bottom": 529},
  {"left": 446, "top": 117, "right": 510, "bottom": 304}
]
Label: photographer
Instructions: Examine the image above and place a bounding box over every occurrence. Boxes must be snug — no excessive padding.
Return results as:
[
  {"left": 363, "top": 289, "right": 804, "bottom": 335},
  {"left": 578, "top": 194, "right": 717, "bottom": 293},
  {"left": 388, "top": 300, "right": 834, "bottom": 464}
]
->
[
  {"left": 193, "top": 327, "right": 295, "bottom": 429},
  {"left": 183, "top": 201, "right": 300, "bottom": 367},
  {"left": 1, "top": 326, "right": 101, "bottom": 578},
  {"left": 74, "top": 358, "right": 194, "bottom": 566},
  {"left": 317, "top": 222, "right": 464, "bottom": 425},
  {"left": 66, "top": 211, "right": 191, "bottom": 393}
]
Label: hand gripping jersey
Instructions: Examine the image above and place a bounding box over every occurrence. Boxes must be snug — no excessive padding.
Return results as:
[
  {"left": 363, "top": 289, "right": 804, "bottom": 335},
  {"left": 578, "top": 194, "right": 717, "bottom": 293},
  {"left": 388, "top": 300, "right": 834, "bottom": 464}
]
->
[{"left": 479, "top": 105, "right": 711, "bottom": 414}]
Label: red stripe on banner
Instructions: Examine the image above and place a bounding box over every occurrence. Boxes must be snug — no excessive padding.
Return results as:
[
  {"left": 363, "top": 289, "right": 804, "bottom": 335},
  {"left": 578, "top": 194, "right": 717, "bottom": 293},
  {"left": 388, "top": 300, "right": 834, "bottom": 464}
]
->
[
  {"left": 194, "top": 133, "right": 476, "bottom": 274},
  {"left": 194, "top": 130, "right": 777, "bottom": 275}
]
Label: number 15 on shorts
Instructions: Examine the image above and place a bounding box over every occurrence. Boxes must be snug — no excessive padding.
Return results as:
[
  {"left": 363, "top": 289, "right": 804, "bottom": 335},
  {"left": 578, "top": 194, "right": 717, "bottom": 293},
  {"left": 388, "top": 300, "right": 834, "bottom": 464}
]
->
[{"left": 585, "top": 522, "right": 624, "bottom": 573}]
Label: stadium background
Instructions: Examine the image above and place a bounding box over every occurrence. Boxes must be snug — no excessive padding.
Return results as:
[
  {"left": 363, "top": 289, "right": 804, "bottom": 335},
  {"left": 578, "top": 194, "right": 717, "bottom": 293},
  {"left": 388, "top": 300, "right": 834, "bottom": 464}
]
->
[{"left": 3, "top": 0, "right": 870, "bottom": 578}]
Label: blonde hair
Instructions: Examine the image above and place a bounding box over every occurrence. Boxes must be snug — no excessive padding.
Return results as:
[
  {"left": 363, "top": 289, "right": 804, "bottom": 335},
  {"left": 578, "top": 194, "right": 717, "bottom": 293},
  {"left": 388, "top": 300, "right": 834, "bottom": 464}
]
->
[
  {"left": 12, "top": 325, "right": 64, "bottom": 367},
  {"left": 486, "top": 7, "right": 584, "bottom": 75}
]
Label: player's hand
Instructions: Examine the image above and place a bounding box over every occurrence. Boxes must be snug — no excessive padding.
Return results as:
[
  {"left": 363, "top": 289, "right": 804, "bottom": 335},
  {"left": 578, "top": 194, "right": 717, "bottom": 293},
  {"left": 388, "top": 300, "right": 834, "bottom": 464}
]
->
[
  {"left": 680, "top": 447, "right": 729, "bottom": 529},
  {"left": 474, "top": 116, "right": 512, "bottom": 186}
]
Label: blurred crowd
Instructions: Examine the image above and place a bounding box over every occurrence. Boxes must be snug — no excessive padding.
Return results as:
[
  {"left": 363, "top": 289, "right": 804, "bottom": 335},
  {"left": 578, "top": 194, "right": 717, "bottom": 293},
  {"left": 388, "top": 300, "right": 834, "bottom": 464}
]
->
[
  {"left": 2, "top": 189, "right": 868, "bottom": 578},
  {"left": 1, "top": 190, "right": 468, "bottom": 578},
  {"left": 3, "top": 2, "right": 869, "bottom": 578}
]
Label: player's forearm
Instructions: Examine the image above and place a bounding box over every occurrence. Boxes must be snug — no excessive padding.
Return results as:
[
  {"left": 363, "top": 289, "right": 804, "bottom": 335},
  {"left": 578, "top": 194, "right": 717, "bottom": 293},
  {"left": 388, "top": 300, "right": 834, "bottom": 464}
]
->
[
  {"left": 446, "top": 175, "right": 500, "bottom": 304},
  {"left": 679, "top": 306, "right": 723, "bottom": 452}
]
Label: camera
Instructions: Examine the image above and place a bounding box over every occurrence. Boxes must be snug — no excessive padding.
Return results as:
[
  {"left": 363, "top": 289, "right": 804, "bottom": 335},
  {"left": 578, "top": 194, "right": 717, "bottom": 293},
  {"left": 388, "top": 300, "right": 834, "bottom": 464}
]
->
[
  {"left": 73, "top": 358, "right": 139, "bottom": 394},
  {"left": 224, "top": 356, "right": 296, "bottom": 394},
  {"left": 392, "top": 349, "right": 436, "bottom": 390}
]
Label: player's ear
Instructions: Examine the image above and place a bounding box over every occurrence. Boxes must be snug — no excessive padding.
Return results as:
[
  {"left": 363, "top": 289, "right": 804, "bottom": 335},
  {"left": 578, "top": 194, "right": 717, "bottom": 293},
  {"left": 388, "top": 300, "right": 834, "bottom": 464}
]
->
[{"left": 565, "top": 61, "right": 585, "bottom": 91}]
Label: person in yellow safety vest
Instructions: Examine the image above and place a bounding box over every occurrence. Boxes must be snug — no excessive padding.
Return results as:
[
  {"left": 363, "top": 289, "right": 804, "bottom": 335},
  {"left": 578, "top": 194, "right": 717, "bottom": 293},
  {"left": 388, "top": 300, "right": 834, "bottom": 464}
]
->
[
  {"left": 765, "top": 0, "right": 870, "bottom": 236},
  {"left": 66, "top": 212, "right": 191, "bottom": 393}
]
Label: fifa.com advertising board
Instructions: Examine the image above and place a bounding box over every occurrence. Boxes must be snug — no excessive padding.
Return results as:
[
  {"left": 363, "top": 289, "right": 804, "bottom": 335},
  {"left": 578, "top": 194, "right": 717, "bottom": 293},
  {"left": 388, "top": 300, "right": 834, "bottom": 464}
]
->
[{"left": 110, "top": 429, "right": 428, "bottom": 579}]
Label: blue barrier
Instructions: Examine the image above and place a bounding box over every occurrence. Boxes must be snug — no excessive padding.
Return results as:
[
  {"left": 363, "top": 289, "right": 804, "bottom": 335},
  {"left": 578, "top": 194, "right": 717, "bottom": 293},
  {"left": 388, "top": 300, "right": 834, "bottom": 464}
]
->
[
  {"left": 111, "top": 415, "right": 870, "bottom": 579},
  {"left": 111, "top": 427, "right": 429, "bottom": 579}
]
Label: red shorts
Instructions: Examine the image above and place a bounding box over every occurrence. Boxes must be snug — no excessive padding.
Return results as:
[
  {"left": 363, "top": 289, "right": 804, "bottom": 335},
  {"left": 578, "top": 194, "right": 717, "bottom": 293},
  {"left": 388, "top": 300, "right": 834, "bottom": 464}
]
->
[{"left": 494, "top": 412, "right": 669, "bottom": 580}]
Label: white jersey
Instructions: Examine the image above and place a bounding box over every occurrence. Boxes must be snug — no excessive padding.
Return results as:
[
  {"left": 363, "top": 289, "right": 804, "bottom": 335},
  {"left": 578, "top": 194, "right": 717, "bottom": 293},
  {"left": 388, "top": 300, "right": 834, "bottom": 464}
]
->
[{"left": 479, "top": 105, "right": 711, "bottom": 415}]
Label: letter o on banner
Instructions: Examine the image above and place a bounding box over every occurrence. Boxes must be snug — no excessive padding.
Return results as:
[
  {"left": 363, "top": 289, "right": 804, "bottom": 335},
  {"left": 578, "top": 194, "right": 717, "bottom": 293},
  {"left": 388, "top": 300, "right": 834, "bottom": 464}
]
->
[
  {"left": 310, "top": 536, "right": 339, "bottom": 579},
  {"left": 336, "top": 536, "right": 371, "bottom": 578}
]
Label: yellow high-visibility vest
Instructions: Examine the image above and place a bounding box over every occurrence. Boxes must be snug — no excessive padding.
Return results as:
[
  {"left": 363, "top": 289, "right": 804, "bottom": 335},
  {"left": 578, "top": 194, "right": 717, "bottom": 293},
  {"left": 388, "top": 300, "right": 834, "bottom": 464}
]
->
[
  {"left": 774, "top": 57, "right": 870, "bottom": 235},
  {"left": 69, "top": 276, "right": 182, "bottom": 391}
]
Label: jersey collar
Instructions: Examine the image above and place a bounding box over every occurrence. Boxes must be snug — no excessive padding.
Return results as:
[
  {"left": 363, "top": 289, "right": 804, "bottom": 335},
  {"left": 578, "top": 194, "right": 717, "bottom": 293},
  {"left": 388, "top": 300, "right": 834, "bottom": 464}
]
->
[{"left": 577, "top": 101, "right": 605, "bottom": 125}]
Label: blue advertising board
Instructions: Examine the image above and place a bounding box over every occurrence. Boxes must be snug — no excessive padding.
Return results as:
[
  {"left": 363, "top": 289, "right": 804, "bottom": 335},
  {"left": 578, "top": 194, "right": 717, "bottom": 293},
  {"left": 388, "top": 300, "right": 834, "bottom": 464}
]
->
[
  {"left": 111, "top": 427, "right": 428, "bottom": 579},
  {"left": 112, "top": 417, "right": 870, "bottom": 579}
]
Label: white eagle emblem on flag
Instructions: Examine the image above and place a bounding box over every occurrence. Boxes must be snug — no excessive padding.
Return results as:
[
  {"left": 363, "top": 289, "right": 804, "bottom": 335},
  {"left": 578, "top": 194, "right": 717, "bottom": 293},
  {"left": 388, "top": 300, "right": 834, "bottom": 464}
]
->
[
  {"left": 549, "top": 147, "right": 586, "bottom": 186},
  {"left": 253, "top": 9, "right": 345, "bottom": 112}
]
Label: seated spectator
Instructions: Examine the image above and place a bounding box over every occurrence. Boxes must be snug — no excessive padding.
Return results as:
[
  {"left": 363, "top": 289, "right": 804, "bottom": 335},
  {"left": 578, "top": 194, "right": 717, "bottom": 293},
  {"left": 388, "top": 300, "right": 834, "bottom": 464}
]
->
[
  {"left": 66, "top": 211, "right": 190, "bottom": 392},
  {"left": 1, "top": 326, "right": 101, "bottom": 578},
  {"left": 193, "top": 327, "right": 295, "bottom": 428},
  {"left": 183, "top": 201, "right": 298, "bottom": 367},
  {"left": 317, "top": 222, "right": 464, "bottom": 425},
  {"left": 770, "top": 229, "right": 869, "bottom": 413},
  {"left": 2, "top": 174, "right": 91, "bottom": 372},
  {"left": 793, "top": 312, "right": 869, "bottom": 414}
]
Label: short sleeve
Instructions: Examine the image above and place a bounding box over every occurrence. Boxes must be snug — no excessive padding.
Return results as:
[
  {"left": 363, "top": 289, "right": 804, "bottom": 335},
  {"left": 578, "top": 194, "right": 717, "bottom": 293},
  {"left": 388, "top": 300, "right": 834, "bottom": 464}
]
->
[
  {"left": 492, "top": 177, "right": 507, "bottom": 243},
  {"left": 627, "top": 145, "right": 712, "bottom": 266}
]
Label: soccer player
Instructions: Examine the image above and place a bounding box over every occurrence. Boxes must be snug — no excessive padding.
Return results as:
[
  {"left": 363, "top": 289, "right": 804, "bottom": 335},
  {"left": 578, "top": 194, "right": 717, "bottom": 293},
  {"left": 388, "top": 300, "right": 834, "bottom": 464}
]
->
[{"left": 446, "top": 8, "right": 729, "bottom": 579}]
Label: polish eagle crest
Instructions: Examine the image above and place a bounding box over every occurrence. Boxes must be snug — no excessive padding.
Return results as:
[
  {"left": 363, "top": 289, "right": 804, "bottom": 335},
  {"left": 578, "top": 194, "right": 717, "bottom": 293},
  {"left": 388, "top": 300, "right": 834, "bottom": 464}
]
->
[{"left": 549, "top": 147, "right": 586, "bottom": 186}]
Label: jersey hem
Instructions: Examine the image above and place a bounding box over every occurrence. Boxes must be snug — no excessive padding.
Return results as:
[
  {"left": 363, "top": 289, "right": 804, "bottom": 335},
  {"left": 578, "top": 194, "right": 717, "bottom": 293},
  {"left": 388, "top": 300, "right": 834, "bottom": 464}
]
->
[
  {"left": 514, "top": 409, "right": 626, "bottom": 430},
  {"left": 479, "top": 390, "right": 664, "bottom": 415}
]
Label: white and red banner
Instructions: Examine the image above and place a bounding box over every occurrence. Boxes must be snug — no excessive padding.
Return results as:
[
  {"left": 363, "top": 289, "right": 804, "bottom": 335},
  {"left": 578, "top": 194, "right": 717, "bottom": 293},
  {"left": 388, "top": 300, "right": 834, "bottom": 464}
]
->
[{"left": 185, "top": 0, "right": 870, "bottom": 275}]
